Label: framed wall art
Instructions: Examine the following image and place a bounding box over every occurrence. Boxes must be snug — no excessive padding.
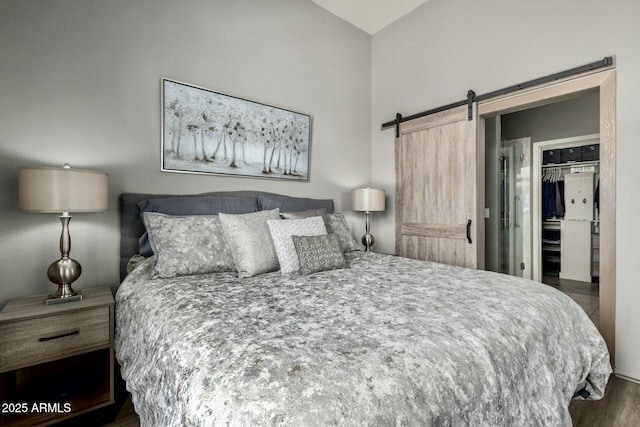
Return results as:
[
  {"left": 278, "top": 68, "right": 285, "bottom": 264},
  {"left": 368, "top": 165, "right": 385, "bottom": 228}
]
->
[{"left": 161, "top": 78, "right": 312, "bottom": 180}]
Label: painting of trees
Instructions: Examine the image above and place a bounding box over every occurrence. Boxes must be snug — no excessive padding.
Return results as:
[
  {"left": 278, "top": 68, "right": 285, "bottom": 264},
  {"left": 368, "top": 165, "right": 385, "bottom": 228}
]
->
[{"left": 162, "top": 79, "right": 311, "bottom": 180}]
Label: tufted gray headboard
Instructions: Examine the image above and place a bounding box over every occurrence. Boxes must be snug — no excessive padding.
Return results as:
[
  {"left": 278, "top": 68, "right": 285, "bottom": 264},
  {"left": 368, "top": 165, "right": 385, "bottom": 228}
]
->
[{"left": 119, "top": 191, "right": 334, "bottom": 282}]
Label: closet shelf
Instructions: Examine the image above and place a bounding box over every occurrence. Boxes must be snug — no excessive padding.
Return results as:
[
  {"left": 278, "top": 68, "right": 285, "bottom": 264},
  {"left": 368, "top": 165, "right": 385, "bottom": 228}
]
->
[{"left": 541, "top": 160, "right": 599, "bottom": 169}]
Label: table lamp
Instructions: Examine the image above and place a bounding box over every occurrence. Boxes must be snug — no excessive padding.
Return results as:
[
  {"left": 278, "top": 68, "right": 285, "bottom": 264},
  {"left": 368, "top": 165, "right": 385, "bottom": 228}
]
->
[
  {"left": 19, "top": 164, "right": 108, "bottom": 304},
  {"left": 351, "top": 187, "right": 385, "bottom": 251}
]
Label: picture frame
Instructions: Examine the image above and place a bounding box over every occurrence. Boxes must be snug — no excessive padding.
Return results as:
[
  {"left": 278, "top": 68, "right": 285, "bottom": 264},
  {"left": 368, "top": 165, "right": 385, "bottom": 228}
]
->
[{"left": 161, "top": 78, "right": 312, "bottom": 181}]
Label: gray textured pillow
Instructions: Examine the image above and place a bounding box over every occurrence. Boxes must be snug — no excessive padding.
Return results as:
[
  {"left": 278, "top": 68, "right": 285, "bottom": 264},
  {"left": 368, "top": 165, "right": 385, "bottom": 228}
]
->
[
  {"left": 143, "top": 213, "right": 235, "bottom": 278},
  {"left": 219, "top": 209, "right": 281, "bottom": 278},
  {"left": 326, "top": 213, "right": 361, "bottom": 252},
  {"left": 268, "top": 216, "right": 327, "bottom": 274},
  {"left": 292, "top": 234, "right": 347, "bottom": 275}
]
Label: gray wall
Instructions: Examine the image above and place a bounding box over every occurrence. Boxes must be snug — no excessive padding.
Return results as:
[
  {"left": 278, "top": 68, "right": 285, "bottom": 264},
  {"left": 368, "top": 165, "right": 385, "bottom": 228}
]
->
[
  {"left": 0, "top": 0, "right": 372, "bottom": 304},
  {"left": 501, "top": 93, "right": 600, "bottom": 142},
  {"left": 371, "top": 0, "right": 640, "bottom": 380}
]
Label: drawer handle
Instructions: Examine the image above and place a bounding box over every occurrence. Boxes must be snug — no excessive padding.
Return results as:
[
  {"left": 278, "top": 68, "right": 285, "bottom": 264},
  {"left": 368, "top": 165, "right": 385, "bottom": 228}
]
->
[{"left": 39, "top": 330, "right": 79, "bottom": 342}]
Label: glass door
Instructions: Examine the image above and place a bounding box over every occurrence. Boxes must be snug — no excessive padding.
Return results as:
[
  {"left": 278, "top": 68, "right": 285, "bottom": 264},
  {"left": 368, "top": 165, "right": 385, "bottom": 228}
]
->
[{"left": 499, "top": 137, "right": 532, "bottom": 279}]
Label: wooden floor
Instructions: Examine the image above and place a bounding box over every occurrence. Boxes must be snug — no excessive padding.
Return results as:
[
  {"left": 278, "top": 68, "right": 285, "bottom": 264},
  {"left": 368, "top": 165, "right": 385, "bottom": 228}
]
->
[
  {"left": 543, "top": 275, "right": 601, "bottom": 330},
  {"left": 104, "top": 397, "right": 138, "bottom": 427},
  {"left": 543, "top": 275, "right": 600, "bottom": 298},
  {"left": 105, "top": 376, "right": 640, "bottom": 426},
  {"left": 570, "top": 376, "right": 640, "bottom": 426},
  {"left": 538, "top": 277, "right": 640, "bottom": 424}
]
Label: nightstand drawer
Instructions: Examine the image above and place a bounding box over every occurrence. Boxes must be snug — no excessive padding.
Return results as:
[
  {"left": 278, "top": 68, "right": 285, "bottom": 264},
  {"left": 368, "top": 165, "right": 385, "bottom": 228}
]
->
[{"left": 0, "top": 306, "right": 110, "bottom": 372}]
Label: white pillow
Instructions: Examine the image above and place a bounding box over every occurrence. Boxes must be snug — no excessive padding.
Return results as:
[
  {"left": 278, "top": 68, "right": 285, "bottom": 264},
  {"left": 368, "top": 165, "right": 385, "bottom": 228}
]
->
[{"left": 267, "top": 216, "right": 327, "bottom": 274}]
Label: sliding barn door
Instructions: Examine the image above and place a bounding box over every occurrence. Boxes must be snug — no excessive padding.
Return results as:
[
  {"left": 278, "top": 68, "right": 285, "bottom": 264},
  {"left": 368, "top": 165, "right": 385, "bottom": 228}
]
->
[{"left": 395, "top": 104, "right": 478, "bottom": 268}]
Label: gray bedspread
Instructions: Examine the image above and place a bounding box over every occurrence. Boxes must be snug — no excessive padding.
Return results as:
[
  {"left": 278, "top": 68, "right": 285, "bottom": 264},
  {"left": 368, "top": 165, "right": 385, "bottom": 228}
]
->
[{"left": 115, "top": 252, "right": 611, "bottom": 426}]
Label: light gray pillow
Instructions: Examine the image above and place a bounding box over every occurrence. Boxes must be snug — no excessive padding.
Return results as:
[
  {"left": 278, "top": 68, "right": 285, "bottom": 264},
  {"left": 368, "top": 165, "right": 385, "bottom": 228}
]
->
[
  {"left": 268, "top": 216, "right": 327, "bottom": 274},
  {"left": 292, "top": 234, "right": 347, "bottom": 275},
  {"left": 143, "top": 213, "right": 235, "bottom": 278},
  {"left": 326, "top": 213, "right": 361, "bottom": 252},
  {"left": 219, "top": 209, "right": 281, "bottom": 278},
  {"left": 280, "top": 208, "right": 329, "bottom": 229}
]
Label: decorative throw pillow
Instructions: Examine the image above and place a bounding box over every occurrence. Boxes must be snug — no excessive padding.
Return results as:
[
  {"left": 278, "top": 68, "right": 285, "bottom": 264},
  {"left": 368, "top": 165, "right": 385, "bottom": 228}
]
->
[
  {"left": 292, "top": 234, "right": 347, "bottom": 275},
  {"left": 326, "top": 213, "right": 361, "bottom": 252},
  {"left": 280, "top": 208, "right": 329, "bottom": 229},
  {"left": 143, "top": 213, "right": 235, "bottom": 278},
  {"left": 126, "top": 254, "right": 147, "bottom": 275},
  {"left": 219, "top": 209, "right": 281, "bottom": 278},
  {"left": 267, "top": 216, "right": 327, "bottom": 274}
]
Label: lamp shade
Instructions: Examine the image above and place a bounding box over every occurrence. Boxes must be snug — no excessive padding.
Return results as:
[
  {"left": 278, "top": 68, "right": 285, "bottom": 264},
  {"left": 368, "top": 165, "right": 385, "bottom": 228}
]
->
[
  {"left": 352, "top": 188, "right": 385, "bottom": 212},
  {"left": 19, "top": 165, "right": 109, "bottom": 213}
]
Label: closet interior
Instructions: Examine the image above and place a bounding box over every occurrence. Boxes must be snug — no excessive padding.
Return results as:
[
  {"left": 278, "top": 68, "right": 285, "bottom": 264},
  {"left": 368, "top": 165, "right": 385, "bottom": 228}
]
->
[{"left": 541, "top": 142, "right": 600, "bottom": 284}]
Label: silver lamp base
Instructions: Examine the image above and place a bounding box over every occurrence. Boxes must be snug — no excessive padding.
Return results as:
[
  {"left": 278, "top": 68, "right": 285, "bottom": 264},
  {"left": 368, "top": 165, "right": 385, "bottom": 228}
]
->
[
  {"left": 46, "top": 257, "right": 83, "bottom": 305},
  {"left": 361, "top": 211, "right": 375, "bottom": 251},
  {"left": 361, "top": 233, "right": 375, "bottom": 251},
  {"left": 45, "top": 215, "right": 83, "bottom": 305},
  {"left": 46, "top": 292, "right": 83, "bottom": 305}
]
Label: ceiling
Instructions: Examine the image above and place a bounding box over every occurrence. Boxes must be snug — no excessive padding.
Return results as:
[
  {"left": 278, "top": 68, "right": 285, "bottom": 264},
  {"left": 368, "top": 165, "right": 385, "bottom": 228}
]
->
[{"left": 311, "top": 0, "right": 429, "bottom": 35}]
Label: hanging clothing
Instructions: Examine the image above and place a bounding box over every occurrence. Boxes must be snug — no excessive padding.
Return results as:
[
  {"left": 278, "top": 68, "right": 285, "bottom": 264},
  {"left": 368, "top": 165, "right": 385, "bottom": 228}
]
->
[
  {"left": 542, "top": 167, "right": 565, "bottom": 219},
  {"left": 543, "top": 181, "right": 556, "bottom": 219},
  {"left": 555, "top": 180, "right": 565, "bottom": 218}
]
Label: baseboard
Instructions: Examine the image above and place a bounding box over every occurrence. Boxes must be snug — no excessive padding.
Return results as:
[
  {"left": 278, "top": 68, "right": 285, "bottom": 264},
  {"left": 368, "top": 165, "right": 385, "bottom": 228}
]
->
[{"left": 614, "top": 369, "right": 640, "bottom": 385}]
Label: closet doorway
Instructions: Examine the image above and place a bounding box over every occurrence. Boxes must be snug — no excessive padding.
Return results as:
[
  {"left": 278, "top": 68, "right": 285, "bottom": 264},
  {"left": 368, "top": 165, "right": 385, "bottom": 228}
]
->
[
  {"left": 478, "top": 68, "right": 616, "bottom": 365},
  {"left": 532, "top": 133, "right": 600, "bottom": 284}
]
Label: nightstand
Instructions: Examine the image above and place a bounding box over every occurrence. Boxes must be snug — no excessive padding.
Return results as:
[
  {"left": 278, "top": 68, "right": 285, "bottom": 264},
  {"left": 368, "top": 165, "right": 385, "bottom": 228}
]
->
[{"left": 0, "top": 287, "right": 114, "bottom": 426}]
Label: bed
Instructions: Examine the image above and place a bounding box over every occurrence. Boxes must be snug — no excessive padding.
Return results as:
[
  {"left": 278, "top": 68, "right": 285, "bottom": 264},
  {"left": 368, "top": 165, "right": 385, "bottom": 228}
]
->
[{"left": 115, "top": 191, "right": 611, "bottom": 426}]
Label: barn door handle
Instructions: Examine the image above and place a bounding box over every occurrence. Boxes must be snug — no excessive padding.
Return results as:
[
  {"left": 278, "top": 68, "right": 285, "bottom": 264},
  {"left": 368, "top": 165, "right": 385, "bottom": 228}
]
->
[{"left": 466, "top": 219, "right": 472, "bottom": 244}]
